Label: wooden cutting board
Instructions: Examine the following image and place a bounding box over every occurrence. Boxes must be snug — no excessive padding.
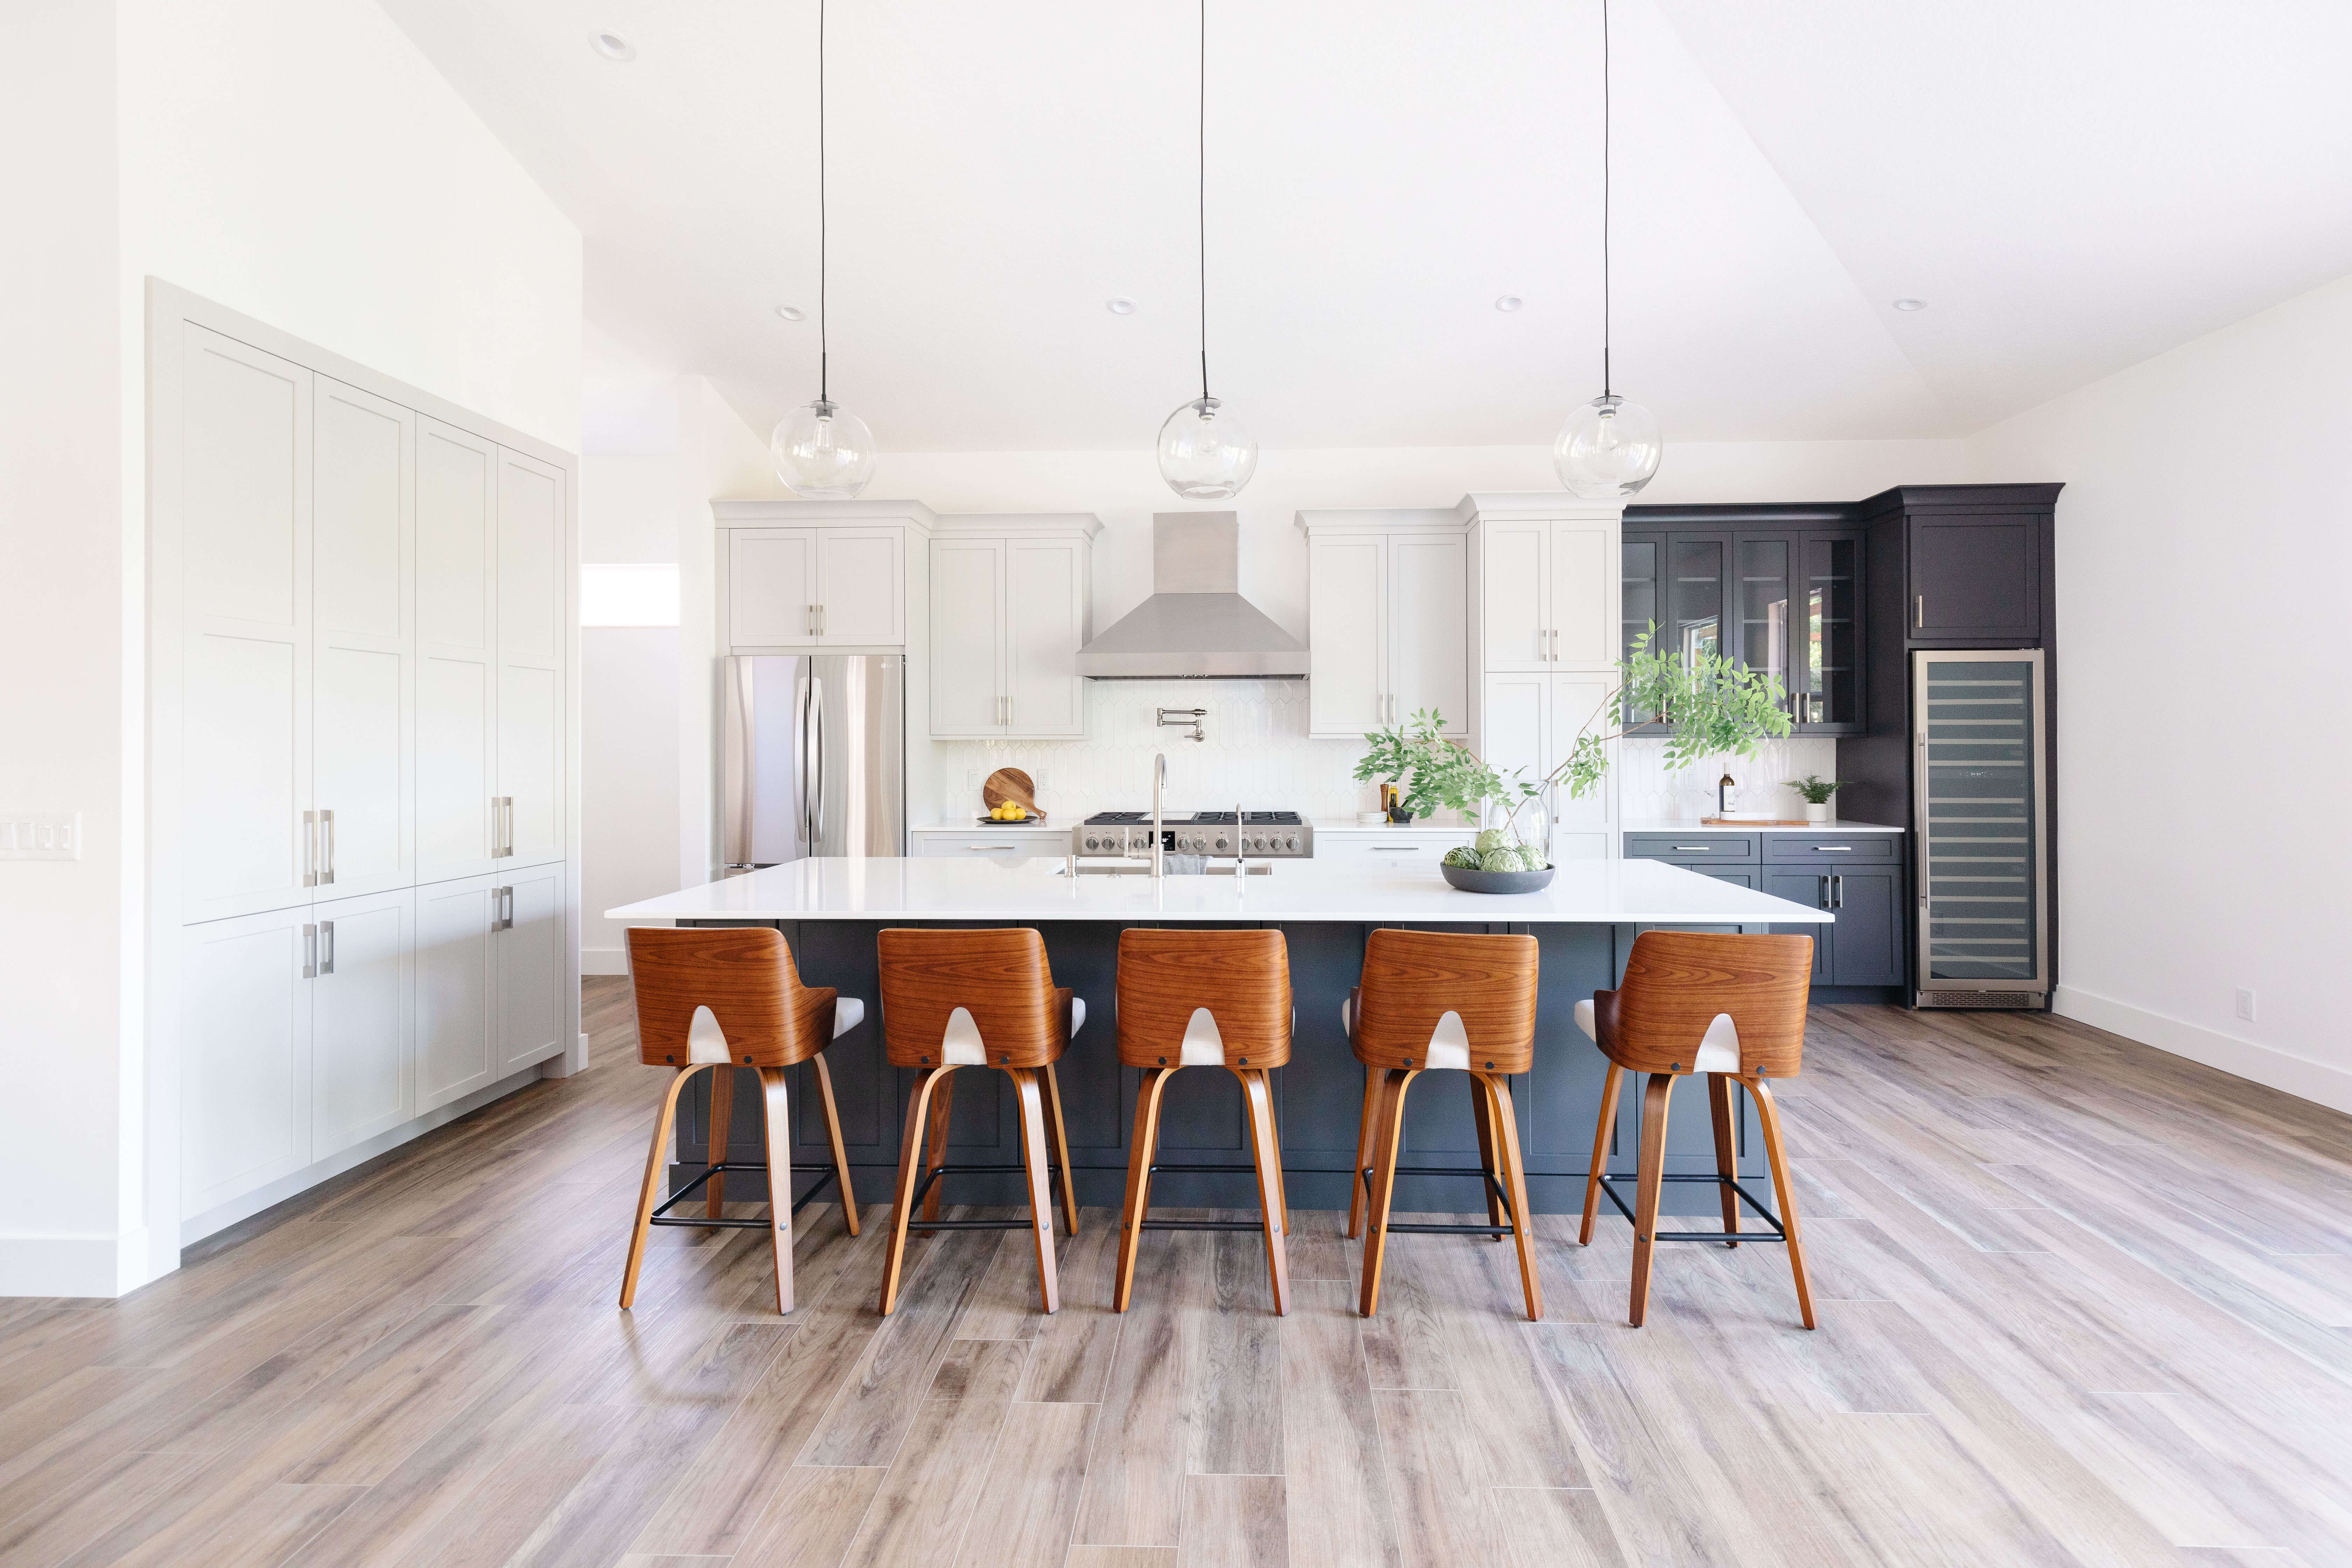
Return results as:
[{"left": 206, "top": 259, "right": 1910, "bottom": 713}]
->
[
  {"left": 981, "top": 767, "right": 1042, "bottom": 817},
  {"left": 1702, "top": 816, "right": 1809, "bottom": 827}
]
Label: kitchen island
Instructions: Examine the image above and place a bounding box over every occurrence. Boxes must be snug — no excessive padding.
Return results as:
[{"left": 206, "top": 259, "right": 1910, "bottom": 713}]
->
[{"left": 607, "top": 856, "right": 1833, "bottom": 1214}]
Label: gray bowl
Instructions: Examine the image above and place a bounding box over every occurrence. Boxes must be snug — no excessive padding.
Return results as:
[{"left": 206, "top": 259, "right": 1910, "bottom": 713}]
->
[{"left": 1441, "top": 863, "right": 1556, "bottom": 895}]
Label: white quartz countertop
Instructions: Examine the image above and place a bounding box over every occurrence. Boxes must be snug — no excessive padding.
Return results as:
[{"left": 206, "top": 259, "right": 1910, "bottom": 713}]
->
[
  {"left": 1622, "top": 819, "right": 1904, "bottom": 835},
  {"left": 606, "top": 855, "right": 1833, "bottom": 925}
]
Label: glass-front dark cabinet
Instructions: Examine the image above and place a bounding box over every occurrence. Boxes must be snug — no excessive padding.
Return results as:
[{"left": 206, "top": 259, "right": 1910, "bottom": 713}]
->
[{"left": 1622, "top": 520, "right": 1864, "bottom": 735}]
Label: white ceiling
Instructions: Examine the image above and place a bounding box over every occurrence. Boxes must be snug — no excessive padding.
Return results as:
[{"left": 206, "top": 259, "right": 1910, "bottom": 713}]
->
[{"left": 379, "top": 0, "right": 2352, "bottom": 450}]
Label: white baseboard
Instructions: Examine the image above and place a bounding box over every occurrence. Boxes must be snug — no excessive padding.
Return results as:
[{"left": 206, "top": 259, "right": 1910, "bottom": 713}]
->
[
  {"left": 582, "top": 946, "right": 628, "bottom": 976},
  {"left": 0, "top": 1227, "right": 152, "bottom": 1298},
  {"left": 2054, "top": 984, "right": 2352, "bottom": 1118}
]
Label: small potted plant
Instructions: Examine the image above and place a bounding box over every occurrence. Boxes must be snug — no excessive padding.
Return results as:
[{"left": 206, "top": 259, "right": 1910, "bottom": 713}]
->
[{"left": 1787, "top": 775, "right": 1843, "bottom": 824}]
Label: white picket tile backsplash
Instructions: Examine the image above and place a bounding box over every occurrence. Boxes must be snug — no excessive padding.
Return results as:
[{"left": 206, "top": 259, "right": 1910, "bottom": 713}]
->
[{"left": 930, "top": 678, "right": 1841, "bottom": 830}]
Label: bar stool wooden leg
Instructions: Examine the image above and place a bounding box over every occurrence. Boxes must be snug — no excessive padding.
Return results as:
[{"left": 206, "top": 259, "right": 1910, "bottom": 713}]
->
[
  {"left": 920, "top": 1072, "right": 956, "bottom": 1224},
  {"left": 1708, "top": 1073, "right": 1740, "bottom": 1247},
  {"left": 1347, "top": 1062, "right": 1380, "bottom": 1240},
  {"left": 1011, "top": 1069, "right": 1062, "bottom": 1313},
  {"left": 1237, "top": 1067, "right": 1291, "bottom": 1316},
  {"left": 620, "top": 1067, "right": 697, "bottom": 1309},
  {"left": 881, "top": 1066, "right": 953, "bottom": 1316},
  {"left": 1628, "top": 1073, "right": 1674, "bottom": 1328},
  {"left": 705, "top": 1064, "right": 736, "bottom": 1219},
  {"left": 1469, "top": 1072, "right": 1504, "bottom": 1240},
  {"left": 1481, "top": 1073, "right": 1542, "bottom": 1322},
  {"left": 758, "top": 1068, "right": 796, "bottom": 1314},
  {"left": 1746, "top": 1075, "right": 1816, "bottom": 1330},
  {"left": 1579, "top": 1061, "right": 1625, "bottom": 1246},
  {"left": 1357, "top": 1068, "right": 1418, "bottom": 1318},
  {"left": 1115, "top": 1066, "right": 1174, "bottom": 1312},
  {"left": 1043, "top": 1062, "right": 1080, "bottom": 1238},
  {"left": 811, "top": 1053, "right": 859, "bottom": 1236}
]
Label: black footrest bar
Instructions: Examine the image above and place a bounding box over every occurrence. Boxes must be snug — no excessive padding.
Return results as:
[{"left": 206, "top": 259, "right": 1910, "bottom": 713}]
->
[
  {"left": 905, "top": 1158, "right": 1066, "bottom": 1233},
  {"left": 650, "top": 1161, "right": 839, "bottom": 1228},
  {"left": 1593, "top": 1170, "right": 1789, "bottom": 1243},
  {"left": 1356, "top": 1164, "right": 1520, "bottom": 1238}
]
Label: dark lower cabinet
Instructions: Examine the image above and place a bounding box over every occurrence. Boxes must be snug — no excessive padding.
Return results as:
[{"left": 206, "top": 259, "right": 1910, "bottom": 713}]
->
[
  {"left": 1824, "top": 864, "right": 1904, "bottom": 987},
  {"left": 1764, "top": 870, "right": 1836, "bottom": 984},
  {"left": 1632, "top": 833, "right": 1906, "bottom": 996}
]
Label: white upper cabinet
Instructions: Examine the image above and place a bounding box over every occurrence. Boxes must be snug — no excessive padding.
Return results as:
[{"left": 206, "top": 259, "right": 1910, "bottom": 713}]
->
[
  {"left": 312, "top": 379, "right": 414, "bottom": 899},
  {"left": 716, "top": 505, "right": 926, "bottom": 651},
  {"left": 497, "top": 449, "right": 567, "bottom": 868},
  {"left": 927, "top": 516, "right": 1096, "bottom": 738},
  {"left": 178, "top": 327, "right": 315, "bottom": 924},
  {"left": 415, "top": 419, "right": 502, "bottom": 884},
  {"left": 1298, "top": 513, "right": 1469, "bottom": 740},
  {"left": 1466, "top": 499, "right": 1623, "bottom": 672},
  {"left": 816, "top": 529, "right": 904, "bottom": 645}
]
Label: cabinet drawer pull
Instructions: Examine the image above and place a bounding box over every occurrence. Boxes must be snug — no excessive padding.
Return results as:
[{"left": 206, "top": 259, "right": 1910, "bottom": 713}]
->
[
  {"left": 1812, "top": 845, "right": 1852, "bottom": 852},
  {"left": 1373, "top": 845, "right": 1421, "bottom": 853},
  {"left": 1672, "top": 844, "right": 1712, "bottom": 851},
  {"left": 967, "top": 844, "right": 1018, "bottom": 850},
  {"left": 318, "top": 919, "right": 335, "bottom": 975},
  {"left": 302, "top": 922, "right": 318, "bottom": 979},
  {"left": 1833, "top": 873, "right": 1844, "bottom": 909},
  {"left": 1916, "top": 594, "right": 1925, "bottom": 628}
]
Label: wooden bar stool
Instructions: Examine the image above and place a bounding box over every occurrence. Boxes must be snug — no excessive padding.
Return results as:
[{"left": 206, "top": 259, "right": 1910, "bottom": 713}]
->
[
  {"left": 1346, "top": 928, "right": 1542, "bottom": 1321},
  {"left": 1575, "top": 929, "right": 1816, "bottom": 1329},
  {"left": 618, "top": 925, "right": 863, "bottom": 1315},
  {"left": 876, "top": 927, "right": 1082, "bottom": 1316},
  {"left": 1113, "top": 928, "right": 1294, "bottom": 1317}
]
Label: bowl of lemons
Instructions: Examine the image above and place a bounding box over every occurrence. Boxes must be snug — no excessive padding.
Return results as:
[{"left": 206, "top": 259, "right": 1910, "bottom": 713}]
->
[
  {"left": 982, "top": 802, "right": 1034, "bottom": 822},
  {"left": 1438, "top": 829, "right": 1554, "bottom": 894}
]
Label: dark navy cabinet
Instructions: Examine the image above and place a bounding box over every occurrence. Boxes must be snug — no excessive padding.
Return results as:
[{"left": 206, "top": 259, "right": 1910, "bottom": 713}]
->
[{"left": 1629, "top": 832, "right": 1906, "bottom": 1000}]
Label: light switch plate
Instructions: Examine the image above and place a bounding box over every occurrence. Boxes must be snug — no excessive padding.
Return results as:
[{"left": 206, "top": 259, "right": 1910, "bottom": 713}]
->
[{"left": 0, "top": 812, "right": 82, "bottom": 860}]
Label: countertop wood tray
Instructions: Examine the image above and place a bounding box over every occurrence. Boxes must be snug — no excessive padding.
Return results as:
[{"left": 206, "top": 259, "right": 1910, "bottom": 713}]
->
[
  {"left": 980, "top": 766, "right": 1042, "bottom": 818},
  {"left": 1701, "top": 816, "right": 1810, "bottom": 826}
]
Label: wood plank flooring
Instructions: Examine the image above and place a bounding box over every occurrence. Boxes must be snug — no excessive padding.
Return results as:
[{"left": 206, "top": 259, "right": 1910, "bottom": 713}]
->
[{"left": 7, "top": 979, "right": 2352, "bottom": 1566}]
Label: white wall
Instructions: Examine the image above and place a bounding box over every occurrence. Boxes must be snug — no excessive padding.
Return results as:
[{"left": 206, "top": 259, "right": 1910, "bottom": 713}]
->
[
  {"left": 1968, "top": 272, "right": 2352, "bottom": 1113},
  {"left": 0, "top": 0, "right": 583, "bottom": 1296},
  {"left": 0, "top": 2, "right": 135, "bottom": 1296}
]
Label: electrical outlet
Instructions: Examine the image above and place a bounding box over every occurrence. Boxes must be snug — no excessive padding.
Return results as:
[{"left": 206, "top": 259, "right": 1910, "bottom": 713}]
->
[
  {"left": 2234, "top": 987, "right": 2257, "bottom": 1023},
  {"left": 0, "top": 812, "right": 81, "bottom": 860}
]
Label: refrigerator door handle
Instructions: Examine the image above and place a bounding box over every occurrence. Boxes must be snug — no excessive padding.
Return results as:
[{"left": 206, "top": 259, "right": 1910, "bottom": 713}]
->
[{"left": 808, "top": 675, "right": 825, "bottom": 849}]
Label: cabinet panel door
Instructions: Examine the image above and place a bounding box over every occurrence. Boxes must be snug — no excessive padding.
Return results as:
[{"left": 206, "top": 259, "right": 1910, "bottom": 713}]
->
[
  {"left": 1764, "top": 870, "right": 1834, "bottom": 984},
  {"left": 929, "top": 538, "right": 1004, "bottom": 735},
  {"left": 1799, "top": 532, "right": 1863, "bottom": 730},
  {"left": 817, "top": 529, "right": 903, "bottom": 645},
  {"left": 1387, "top": 534, "right": 1467, "bottom": 735},
  {"left": 180, "top": 327, "right": 314, "bottom": 923},
  {"left": 1005, "top": 538, "right": 1086, "bottom": 736},
  {"left": 728, "top": 529, "right": 818, "bottom": 646},
  {"left": 182, "top": 906, "right": 313, "bottom": 1217},
  {"left": 1665, "top": 534, "right": 1729, "bottom": 666},
  {"left": 313, "top": 379, "right": 414, "bottom": 897},
  {"left": 498, "top": 451, "right": 567, "bottom": 867},
  {"left": 1732, "top": 535, "right": 1794, "bottom": 691},
  {"left": 496, "top": 865, "right": 566, "bottom": 1077},
  {"left": 1549, "top": 520, "right": 1616, "bottom": 665},
  {"left": 1307, "top": 537, "right": 1386, "bottom": 736},
  {"left": 1620, "top": 534, "right": 1664, "bottom": 728},
  {"left": 415, "top": 421, "right": 500, "bottom": 882},
  {"left": 1480, "top": 521, "right": 1548, "bottom": 671},
  {"left": 1547, "top": 671, "right": 1617, "bottom": 841},
  {"left": 1827, "top": 865, "right": 1904, "bottom": 988},
  {"left": 312, "top": 888, "right": 413, "bottom": 1160},
  {"left": 1482, "top": 673, "right": 1548, "bottom": 785},
  {"left": 416, "top": 877, "right": 497, "bottom": 1111},
  {"left": 1910, "top": 517, "right": 2039, "bottom": 640}
]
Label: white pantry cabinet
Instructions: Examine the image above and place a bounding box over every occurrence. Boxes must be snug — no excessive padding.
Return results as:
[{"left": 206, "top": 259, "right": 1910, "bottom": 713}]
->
[
  {"left": 1296, "top": 512, "right": 1469, "bottom": 741},
  {"left": 928, "top": 515, "right": 1098, "bottom": 738},
  {"left": 152, "top": 284, "right": 580, "bottom": 1245},
  {"left": 415, "top": 866, "right": 567, "bottom": 1113},
  {"left": 720, "top": 523, "right": 908, "bottom": 648}
]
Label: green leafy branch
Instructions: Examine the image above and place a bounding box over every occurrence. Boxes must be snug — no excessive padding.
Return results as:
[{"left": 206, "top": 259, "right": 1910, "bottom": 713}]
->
[
  {"left": 1350, "top": 708, "right": 1544, "bottom": 858},
  {"left": 1553, "top": 624, "right": 1794, "bottom": 799}
]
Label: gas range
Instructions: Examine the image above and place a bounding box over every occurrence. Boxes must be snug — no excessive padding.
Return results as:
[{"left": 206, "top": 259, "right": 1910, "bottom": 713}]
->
[{"left": 1077, "top": 810, "right": 1313, "bottom": 859}]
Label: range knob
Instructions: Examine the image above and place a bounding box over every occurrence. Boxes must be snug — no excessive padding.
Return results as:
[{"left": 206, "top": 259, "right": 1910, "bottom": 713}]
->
[
  {"left": 1214, "top": 834, "right": 1229, "bottom": 851},
  {"left": 1083, "top": 835, "right": 1099, "bottom": 850},
  {"left": 1285, "top": 834, "right": 1301, "bottom": 851}
]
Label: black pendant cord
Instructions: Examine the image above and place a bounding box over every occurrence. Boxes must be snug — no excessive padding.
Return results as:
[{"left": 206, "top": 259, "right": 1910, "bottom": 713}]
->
[
  {"left": 818, "top": 0, "right": 830, "bottom": 404},
  {"left": 1601, "top": 0, "right": 1612, "bottom": 400},
  {"left": 1197, "top": 0, "right": 1210, "bottom": 405}
]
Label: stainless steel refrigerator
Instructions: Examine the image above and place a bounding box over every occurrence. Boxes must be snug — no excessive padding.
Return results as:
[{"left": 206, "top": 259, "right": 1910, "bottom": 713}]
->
[
  {"left": 1911, "top": 649, "right": 2049, "bottom": 1007},
  {"left": 721, "top": 654, "right": 905, "bottom": 872}
]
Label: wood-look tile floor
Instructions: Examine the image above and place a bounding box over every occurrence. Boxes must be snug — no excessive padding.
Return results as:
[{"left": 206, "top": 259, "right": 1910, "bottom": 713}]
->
[{"left": 8, "top": 981, "right": 2352, "bottom": 1567}]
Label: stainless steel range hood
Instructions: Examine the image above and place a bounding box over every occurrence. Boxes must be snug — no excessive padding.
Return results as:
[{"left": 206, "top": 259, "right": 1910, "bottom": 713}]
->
[{"left": 1076, "top": 513, "right": 1309, "bottom": 679}]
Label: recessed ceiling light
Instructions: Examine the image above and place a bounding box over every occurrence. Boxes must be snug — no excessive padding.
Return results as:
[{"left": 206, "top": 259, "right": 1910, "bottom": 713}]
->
[
  {"left": 1892, "top": 298, "right": 1927, "bottom": 312},
  {"left": 775, "top": 305, "right": 805, "bottom": 322},
  {"left": 1105, "top": 297, "right": 1137, "bottom": 316},
  {"left": 589, "top": 29, "right": 636, "bottom": 61},
  {"left": 1495, "top": 295, "right": 1524, "bottom": 313}
]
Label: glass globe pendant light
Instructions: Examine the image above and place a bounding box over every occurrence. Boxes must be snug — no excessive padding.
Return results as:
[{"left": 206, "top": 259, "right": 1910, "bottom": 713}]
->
[
  {"left": 1157, "top": 0, "right": 1257, "bottom": 500},
  {"left": 1555, "top": 0, "right": 1661, "bottom": 499},
  {"left": 772, "top": 0, "right": 876, "bottom": 499}
]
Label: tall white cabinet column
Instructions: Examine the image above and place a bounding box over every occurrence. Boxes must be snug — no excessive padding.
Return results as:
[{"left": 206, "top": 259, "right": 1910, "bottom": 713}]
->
[
  {"left": 1460, "top": 493, "right": 1625, "bottom": 861},
  {"left": 149, "top": 284, "right": 581, "bottom": 1255},
  {"left": 1295, "top": 510, "right": 1471, "bottom": 741}
]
